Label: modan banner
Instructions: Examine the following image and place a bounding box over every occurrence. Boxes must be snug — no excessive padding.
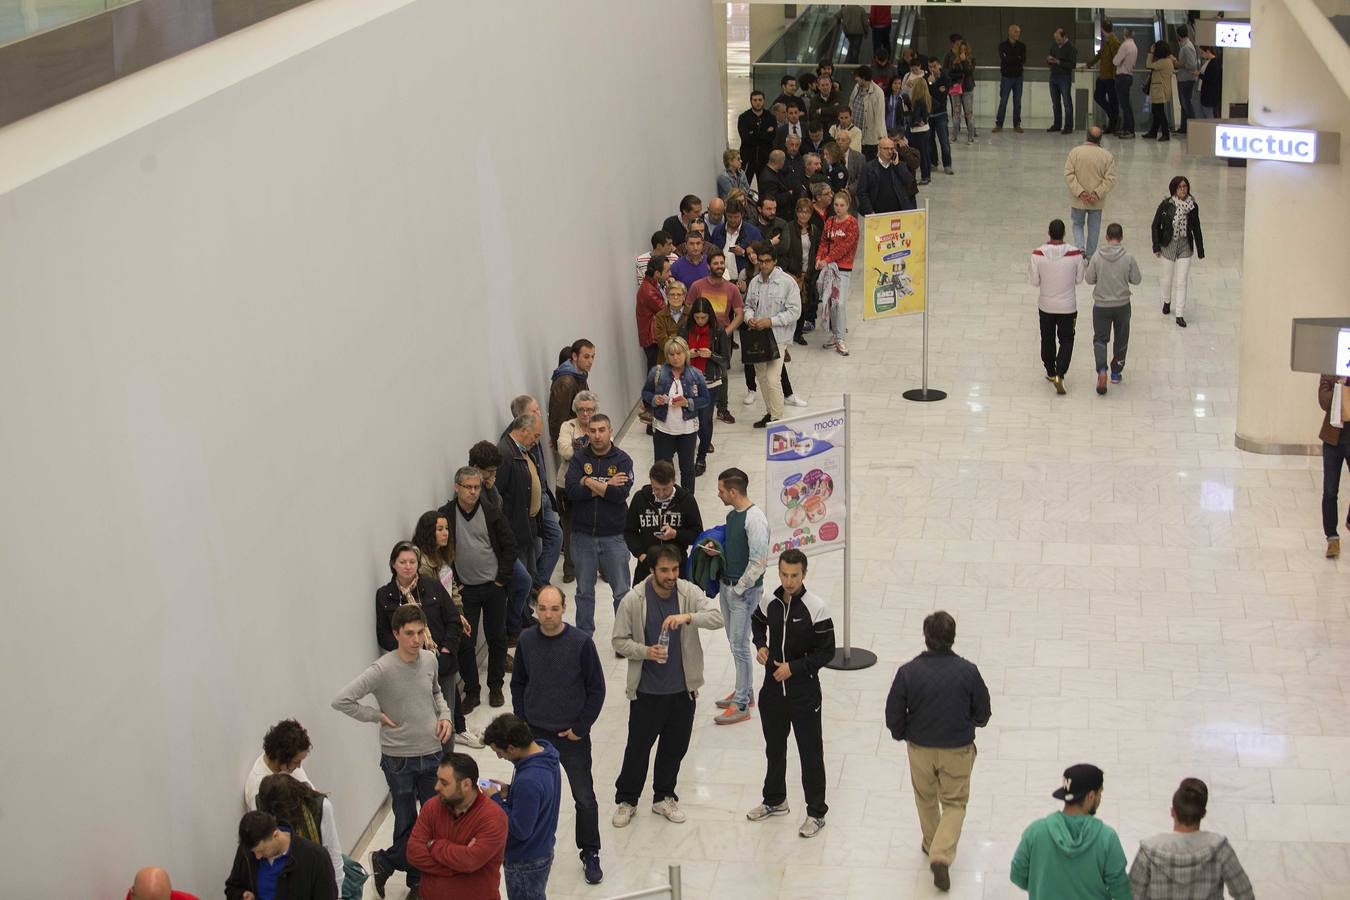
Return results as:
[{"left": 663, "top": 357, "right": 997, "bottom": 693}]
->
[{"left": 764, "top": 409, "right": 847, "bottom": 557}]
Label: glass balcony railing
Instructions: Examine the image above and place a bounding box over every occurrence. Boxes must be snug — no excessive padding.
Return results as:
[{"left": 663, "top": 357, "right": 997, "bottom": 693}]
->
[{"left": 0, "top": 0, "right": 314, "bottom": 128}]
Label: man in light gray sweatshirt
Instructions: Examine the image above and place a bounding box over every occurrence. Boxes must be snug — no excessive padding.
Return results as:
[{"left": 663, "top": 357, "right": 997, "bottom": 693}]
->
[
  {"left": 333, "top": 603, "right": 451, "bottom": 897},
  {"left": 1084, "top": 222, "right": 1142, "bottom": 395}
]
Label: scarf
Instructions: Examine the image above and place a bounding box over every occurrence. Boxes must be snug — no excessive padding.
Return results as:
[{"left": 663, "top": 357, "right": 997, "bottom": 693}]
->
[
  {"left": 1334, "top": 379, "right": 1346, "bottom": 428},
  {"left": 1172, "top": 196, "right": 1195, "bottom": 243},
  {"left": 850, "top": 84, "right": 867, "bottom": 134}
]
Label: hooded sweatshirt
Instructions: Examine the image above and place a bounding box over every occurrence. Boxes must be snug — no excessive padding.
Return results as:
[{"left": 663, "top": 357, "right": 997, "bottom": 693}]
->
[
  {"left": 1028, "top": 242, "right": 1085, "bottom": 314},
  {"left": 547, "top": 360, "right": 588, "bottom": 449},
  {"left": 1010, "top": 811, "right": 1131, "bottom": 900},
  {"left": 1084, "top": 243, "right": 1142, "bottom": 308},
  {"left": 492, "top": 741, "right": 562, "bottom": 863},
  {"left": 624, "top": 483, "right": 704, "bottom": 559},
  {"left": 1129, "top": 831, "right": 1254, "bottom": 900}
]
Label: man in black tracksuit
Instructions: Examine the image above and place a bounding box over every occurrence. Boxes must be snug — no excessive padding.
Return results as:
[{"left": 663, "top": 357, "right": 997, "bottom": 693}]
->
[
  {"left": 623, "top": 460, "right": 704, "bottom": 584},
  {"left": 746, "top": 548, "right": 836, "bottom": 839}
]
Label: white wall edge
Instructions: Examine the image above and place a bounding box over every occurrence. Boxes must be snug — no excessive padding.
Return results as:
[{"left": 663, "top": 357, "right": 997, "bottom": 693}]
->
[{"left": 0, "top": 0, "right": 417, "bottom": 195}]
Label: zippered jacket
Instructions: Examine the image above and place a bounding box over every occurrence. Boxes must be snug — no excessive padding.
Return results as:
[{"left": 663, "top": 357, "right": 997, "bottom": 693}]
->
[{"left": 751, "top": 586, "right": 836, "bottom": 698}]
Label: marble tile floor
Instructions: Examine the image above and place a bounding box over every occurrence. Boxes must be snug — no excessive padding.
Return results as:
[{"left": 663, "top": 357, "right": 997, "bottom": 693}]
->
[{"left": 360, "top": 131, "right": 1350, "bottom": 898}]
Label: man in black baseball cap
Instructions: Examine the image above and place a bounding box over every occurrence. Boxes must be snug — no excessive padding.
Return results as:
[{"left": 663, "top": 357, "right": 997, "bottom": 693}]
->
[{"left": 1009, "top": 764, "right": 1131, "bottom": 899}]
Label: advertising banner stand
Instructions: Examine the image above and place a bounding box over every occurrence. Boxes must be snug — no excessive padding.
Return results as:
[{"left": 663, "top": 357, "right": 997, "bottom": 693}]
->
[
  {"left": 901, "top": 200, "right": 945, "bottom": 402},
  {"left": 763, "top": 393, "right": 875, "bottom": 671}
]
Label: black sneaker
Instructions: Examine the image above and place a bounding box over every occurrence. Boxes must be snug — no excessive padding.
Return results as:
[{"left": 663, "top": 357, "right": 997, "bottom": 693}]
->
[
  {"left": 1046, "top": 125, "right": 1061, "bottom": 132},
  {"left": 1176, "top": 316, "right": 1187, "bottom": 328},
  {"left": 1162, "top": 302, "right": 1171, "bottom": 315},
  {"left": 581, "top": 850, "right": 604, "bottom": 885},
  {"left": 461, "top": 692, "right": 480, "bottom": 715},
  {"left": 694, "top": 461, "right": 707, "bottom": 477},
  {"left": 793, "top": 335, "right": 808, "bottom": 346},
  {"left": 371, "top": 850, "right": 392, "bottom": 898},
  {"left": 489, "top": 686, "right": 505, "bottom": 708},
  {"left": 753, "top": 415, "right": 776, "bottom": 428}
]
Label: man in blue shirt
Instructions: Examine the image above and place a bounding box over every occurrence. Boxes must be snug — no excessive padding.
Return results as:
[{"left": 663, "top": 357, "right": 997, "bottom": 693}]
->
[
  {"left": 482, "top": 714, "right": 563, "bottom": 899},
  {"left": 225, "top": 811, "right": 337, "bottom": 900}
]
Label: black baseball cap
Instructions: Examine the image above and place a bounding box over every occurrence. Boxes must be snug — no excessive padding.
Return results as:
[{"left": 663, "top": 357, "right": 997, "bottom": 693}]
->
[{"left": 1053, "top": 764, "right": 1105, "bottom": 803}]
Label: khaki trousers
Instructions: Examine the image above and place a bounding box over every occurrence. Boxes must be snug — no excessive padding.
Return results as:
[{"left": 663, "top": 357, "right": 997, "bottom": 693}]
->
[
  {"left": 754, "top": 355, "right": 785, "bottom": 420},
  {"left": 907, "top": 742, "right": 977, "bottom": 865}
]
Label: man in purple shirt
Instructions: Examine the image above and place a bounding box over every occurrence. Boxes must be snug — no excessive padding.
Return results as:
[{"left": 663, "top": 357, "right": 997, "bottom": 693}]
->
[{"left": 670, "top": 232, "right": 711, "bottom": 289}]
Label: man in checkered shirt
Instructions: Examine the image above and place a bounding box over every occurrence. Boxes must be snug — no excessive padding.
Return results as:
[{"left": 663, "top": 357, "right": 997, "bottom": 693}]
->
[{"left": 1128, "top": 778, "right": 1254, "bottom": 900}]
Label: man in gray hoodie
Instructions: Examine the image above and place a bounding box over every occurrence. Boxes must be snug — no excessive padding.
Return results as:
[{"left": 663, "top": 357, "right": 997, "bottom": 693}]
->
[
  {"left": 1084, "top": 222, "right": 1142, "bottom": 395},
  {"left": 1128, "top": 777, "right": 1254, "bottom": 900}
]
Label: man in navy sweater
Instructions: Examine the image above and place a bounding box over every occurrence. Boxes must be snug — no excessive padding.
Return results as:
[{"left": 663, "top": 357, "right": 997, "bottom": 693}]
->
[
  {"left": 564, "top": 414, "right": 634, "bottom": 636},
  {"left": 481, "top": 714, "right": 562, "bottom": 899},
  {"left": 510, "top": 586, "right": 607, "bottom": 885}
]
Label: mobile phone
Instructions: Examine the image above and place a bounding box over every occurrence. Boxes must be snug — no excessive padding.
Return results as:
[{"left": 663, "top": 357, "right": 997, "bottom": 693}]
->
[{"left": 477, "top": 778, "right": 494, "bottom": 790}]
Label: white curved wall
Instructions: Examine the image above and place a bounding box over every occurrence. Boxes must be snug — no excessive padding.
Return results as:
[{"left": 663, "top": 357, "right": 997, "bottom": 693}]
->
[{"left": 0, "top": 0, "right": 723, "bottom": 895}]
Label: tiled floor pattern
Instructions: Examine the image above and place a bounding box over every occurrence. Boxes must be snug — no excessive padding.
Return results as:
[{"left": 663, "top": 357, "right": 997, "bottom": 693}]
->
[{"left": 361, "top": 131, "right": 1350, "bottom": 898}]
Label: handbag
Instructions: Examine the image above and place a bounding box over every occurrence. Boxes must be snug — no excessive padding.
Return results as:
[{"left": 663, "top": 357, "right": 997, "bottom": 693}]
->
[{"left": 741, "top": 326, "right": 780, "bottom": 365}]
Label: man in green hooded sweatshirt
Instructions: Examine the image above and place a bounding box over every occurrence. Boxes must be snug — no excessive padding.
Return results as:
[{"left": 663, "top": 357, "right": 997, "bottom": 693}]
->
[{"left": 1010, "top": 763, "right": 1132, "bottom": 900}]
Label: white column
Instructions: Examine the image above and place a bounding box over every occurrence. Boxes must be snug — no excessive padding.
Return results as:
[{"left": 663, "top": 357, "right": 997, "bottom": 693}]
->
[{"left": 1234, "top": 0, "right": 1350, "bottom": 452}]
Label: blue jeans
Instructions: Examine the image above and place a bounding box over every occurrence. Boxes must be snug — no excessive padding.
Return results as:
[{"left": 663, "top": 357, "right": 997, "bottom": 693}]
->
[
  {"left": 504, "top": 854, "right": 553, "bottom": 900},
  {"left": 719, "top": 582, "right": 759, "bottom": 709},
  {"left": 696, "top": 401, "right": 714, "bottom": 462},
  {"left": 506, "top": 559, "right": 533, "bottom": 638},
  {"left": 379, "top": 752, "right": 441, "bottom": 886},
  {"left": 571, "top": 532, "right": 631, "bottom": 635},
  {"left": 996, "top": 76, "right": 1023, "bottom": 127},
  {"left": 1177, "top": 79, "right": 1196, "bottom": 131},
  {"left": 535, "top": 495, "right": 562, "bottom": 587},
  {"left": 1049, "top": 75, "right": 1073, "bottom": 129},
  {"left": 1114, "top": 74, "right": 1135, "bottom": 132},
  {"left": 1071, "top": 208, "right": 1102, "bottom": 259},
  {"left": 929, "top": 115, "right": 951, "bottom": 168}
]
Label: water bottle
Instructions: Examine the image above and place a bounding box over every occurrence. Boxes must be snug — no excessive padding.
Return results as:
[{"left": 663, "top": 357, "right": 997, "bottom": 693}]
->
[{"left": 656, "top": 628, "right": 671, "bottom": 664}]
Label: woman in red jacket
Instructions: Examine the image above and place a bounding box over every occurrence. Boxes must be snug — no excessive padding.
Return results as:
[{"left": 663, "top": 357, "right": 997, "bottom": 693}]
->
[{"left": 815, "top": 190, "right": 859, "bottom": 357}]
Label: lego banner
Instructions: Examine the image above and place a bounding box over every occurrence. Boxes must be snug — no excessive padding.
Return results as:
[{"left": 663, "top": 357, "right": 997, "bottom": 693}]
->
[
  {"left": 764, "top": 409, "right": 847, "bottom": 557},
  {"left": 862, "top": 209, "right": 926, "bottom": 319}
]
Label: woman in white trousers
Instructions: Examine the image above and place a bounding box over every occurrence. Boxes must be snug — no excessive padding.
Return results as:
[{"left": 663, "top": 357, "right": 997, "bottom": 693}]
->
[{"left": 1150, "top": 175, "right": 1206, "bottom": 328}]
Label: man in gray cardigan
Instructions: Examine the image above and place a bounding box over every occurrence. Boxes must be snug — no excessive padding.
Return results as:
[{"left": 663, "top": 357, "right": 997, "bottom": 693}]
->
[
  {"left": 610, "top": 544, "right": 723, "bottom": 829},
  {"left": 1084, "top": 221, "right": 1142, "bottom": 395}
]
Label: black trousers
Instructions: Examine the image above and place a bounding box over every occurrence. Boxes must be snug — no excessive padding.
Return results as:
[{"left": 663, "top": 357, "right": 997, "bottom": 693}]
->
[
  {"left": 759, "top": 683, "right": 828, "bottom": 819},
  {"left": 531, "top": 724, "right": 601, "bottom": 852},
  {"left": 457, "top": 581, "right": 508, "bottom": 695},
  {"left": 652, "top": 430, "right": 698, "bottom": 493},
  {"left": 614, "top": 691, "right": 695, "bottom": 805},
  {"left": 1038, "top": 310, "right": 1077, "bottom": 378}
]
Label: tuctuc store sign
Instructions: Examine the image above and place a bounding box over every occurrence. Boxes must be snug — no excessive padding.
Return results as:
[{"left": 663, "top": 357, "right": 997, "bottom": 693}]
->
[{"left": 1215, "top": 125, "right": 1318, "bottom": 163}]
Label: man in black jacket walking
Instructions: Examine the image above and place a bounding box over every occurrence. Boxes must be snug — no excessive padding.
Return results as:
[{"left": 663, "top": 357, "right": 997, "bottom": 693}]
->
[
  {"left": 624, "top": 460, "right": 704, "bottom": 584},
  {"left": 745, "top": 549, "right": 836, "bottom": 840},
  {"left": 226, "top": 811, "right": 337, "bottom": 900},
  {"left": 857, "top": 138, "right": 916, "bottom": 214},
  {"left": 885, "top": 610, "right": 991, "bottom": 892}
]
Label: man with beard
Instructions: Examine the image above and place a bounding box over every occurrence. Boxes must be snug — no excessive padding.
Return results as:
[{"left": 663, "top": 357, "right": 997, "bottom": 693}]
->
[
  {"left": 736, "top": 91, "right": 776, "bottom": 192},
  {"left": 1010, "top": 764, "right": 1131, "bottom": 900},
  {"left": 688, "top": 249, "right": 744, "bottom": 425}
]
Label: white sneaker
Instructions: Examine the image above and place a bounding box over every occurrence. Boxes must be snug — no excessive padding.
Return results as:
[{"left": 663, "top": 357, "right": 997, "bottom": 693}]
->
[
  {"left": 455, "top": 729, "right": 484, "bottom": 749},
  {"left": 834, "top": 341, "right": 849, "bottom": 357},
  {"left": 786, "top": 395, "right": 808, "bottom": 407},
  {"left": 798, "top": 816, "right": 826, "bottom": 838},
  {"left": 651, "top": 798, "right": 687, "bottom": 823},
  {"left": 743, "top": 390, "right": 758, "bottom": 406},
  {"left": 612, "top": 803, "right": 636, "bottom": 828},
  {"left": 746, "top": 802, "right": 790, "bottom": 821}
]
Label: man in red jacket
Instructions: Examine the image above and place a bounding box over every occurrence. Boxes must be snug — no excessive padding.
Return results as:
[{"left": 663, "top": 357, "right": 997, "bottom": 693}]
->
[
  {"left": 636, "top": 256, "right": 671, "bottom": 372},
  {"left": 408, "top": 753, "right": 508, "bottom": 900}
]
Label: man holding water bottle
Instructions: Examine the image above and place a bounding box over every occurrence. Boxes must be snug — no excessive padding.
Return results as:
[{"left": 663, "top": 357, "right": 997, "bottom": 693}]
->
[{"left": 610, "top": 544, "right": 724, "bottom": 828}]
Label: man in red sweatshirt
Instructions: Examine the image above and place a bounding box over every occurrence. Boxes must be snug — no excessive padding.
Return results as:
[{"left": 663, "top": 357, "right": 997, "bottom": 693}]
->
[{"left": 407, "top": 753, "right": 508, "bottom": 900}]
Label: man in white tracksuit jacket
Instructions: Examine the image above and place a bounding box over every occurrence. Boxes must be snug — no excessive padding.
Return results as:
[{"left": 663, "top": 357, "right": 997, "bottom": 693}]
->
[
  {"left": 1028, "top": 218, "right": 1085, "bottom": 394},
  {"left": 744, "top": 241, "right": 803, "bottom": 425}
]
